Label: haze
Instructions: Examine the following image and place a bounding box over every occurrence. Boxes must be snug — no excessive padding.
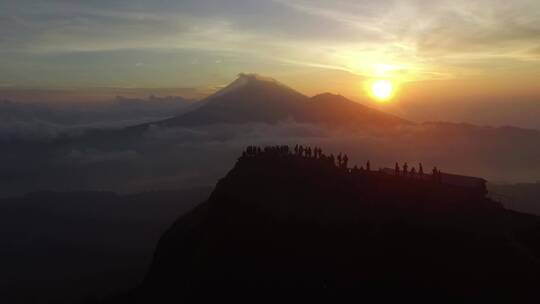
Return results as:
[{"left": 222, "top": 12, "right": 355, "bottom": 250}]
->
[
  {"left": 4, "top": 2, "right": 540, "bottom": 302},
  {"left": 1, "top": 0, "right": 539, "bottom": 127}
]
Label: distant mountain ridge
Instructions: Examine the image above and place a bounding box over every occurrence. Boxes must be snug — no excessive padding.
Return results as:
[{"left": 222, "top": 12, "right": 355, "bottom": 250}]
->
[
  {"left": 66, "top": 73, "right": 540, "bottom": 149},
  {"left": 158, "top": 73, "right": 409, "bottom": 129}
]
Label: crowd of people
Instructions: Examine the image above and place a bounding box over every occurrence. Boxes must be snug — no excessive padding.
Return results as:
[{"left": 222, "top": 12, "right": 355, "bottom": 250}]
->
[
  {"left": 242, "top": 145, "right": 349, "bottom": 169},
  {"left": 392, "top": 162, "right": 442, "bottom": 182},
  {"left": 241, "top": 145, "right": 443, "bottom": 182}
]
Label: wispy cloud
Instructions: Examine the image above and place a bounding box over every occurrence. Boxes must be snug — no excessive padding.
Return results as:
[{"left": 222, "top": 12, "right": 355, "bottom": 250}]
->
[{"left": 0, "top": 0, "right": 539, "bottom": 95}]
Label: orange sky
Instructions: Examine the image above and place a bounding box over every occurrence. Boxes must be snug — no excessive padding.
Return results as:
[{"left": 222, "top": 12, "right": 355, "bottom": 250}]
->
[{"left": 1, "top": 0, "right": 539, "bottom": 120}]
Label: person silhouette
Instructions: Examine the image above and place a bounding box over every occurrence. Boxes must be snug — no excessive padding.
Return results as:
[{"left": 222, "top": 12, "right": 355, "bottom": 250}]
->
[
  {"left": 343, "top": 154, "right": 349, "bottom": 168},
  {"left": 395, "top": 162, "right": 400, "bottom": 176},
  {"left": 419, "top": 163, "right": 424, "bottom": 176},
  {"left": 403, "top": 162, "right": 408, "bottom": 177},
  {"left": 410, "top": 167, "right": 417, "bottom": 178},
  {"left": 432, "top": 167, "right": 439, "bottom": 182},
  {"left": 366, "top": 160, "right": 371, "bottom": 172},
  {"left": 337, "top": 153, "right": 342, "bottom": 167}
]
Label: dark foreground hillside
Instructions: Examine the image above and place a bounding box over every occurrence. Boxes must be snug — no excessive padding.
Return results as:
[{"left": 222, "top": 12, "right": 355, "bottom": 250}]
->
[
  {"left": 125, "top": 147, "right": 540, "bottom": 302},
  {"left": 0, "top": 188, "right": 210, "bottom": 304}
]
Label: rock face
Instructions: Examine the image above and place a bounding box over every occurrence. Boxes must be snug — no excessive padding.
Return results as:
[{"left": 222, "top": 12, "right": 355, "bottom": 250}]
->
[{"left": 135, "top": 148, "right": 540, "bottom": 301}]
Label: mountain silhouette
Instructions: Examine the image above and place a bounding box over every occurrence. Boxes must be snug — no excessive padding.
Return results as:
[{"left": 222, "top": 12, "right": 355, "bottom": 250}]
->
[
  {"left": 61, "top": 74, "right": 407, "bottom": 148},
  {"left": 121, "top": 146, "right": 540, "bottom": 302},
  {"left": 158, "top": 73, "right": 408, "bottom": 129},
  {"left": 300, "top": 92, "right": 408, "bottom": 129},
  {"left": 160, "top": 73, "right": 308, "bottom": 126}
]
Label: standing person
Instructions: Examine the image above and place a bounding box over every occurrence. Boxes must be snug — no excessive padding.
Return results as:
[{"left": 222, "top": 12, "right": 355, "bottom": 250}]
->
[
  {"left": 395, "top": 162, "right": 400, "bottom": 176},
  {"left": 343, "top": 154, "right": 349, "bottom": 169},
  {"left": 366, "top": 160, "right": 371, "bottom": 172},
  {"left": 403, "top": 162, "right": 408, "bottom": 177}
]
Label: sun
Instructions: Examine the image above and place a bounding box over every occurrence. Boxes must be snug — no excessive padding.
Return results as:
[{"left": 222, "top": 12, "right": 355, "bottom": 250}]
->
[{"left": 371, "top": 79, "right": 394, "bottom": 102}]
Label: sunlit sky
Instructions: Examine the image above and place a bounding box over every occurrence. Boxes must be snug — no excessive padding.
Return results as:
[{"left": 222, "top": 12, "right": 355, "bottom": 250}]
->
[{"left": 1, "top": 0, "right": 540, "bottom": 105}]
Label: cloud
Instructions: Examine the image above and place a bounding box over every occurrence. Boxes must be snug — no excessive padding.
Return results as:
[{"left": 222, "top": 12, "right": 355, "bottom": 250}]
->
[
  {"left": 3, "top": 117, "right": 540, "bottom": 198},
  {"left": 66, "top": 149, "right": 139, "bottom": 165},
  {"left": 1, "top": 1, "right": 540, "bottom": 93},
  {"left": 142, "top": 121, "right": 328, "bottom": 144},
  {"left": 0, "top": 98, "right": 195, "bottom": 143},
  {"left": 528, "top": 46, "right": 540, "bottom": 57},
  {"left": 413, "top": 3, "right": 540, "bottom": 56},
  {"left": 0, "top": 120, "right": 63, "bottom": 143}
]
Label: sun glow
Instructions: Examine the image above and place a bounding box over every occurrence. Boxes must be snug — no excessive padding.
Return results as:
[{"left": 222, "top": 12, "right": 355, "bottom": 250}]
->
[{"left": 370, "top": 79, "right": 394, "bottom": 102}]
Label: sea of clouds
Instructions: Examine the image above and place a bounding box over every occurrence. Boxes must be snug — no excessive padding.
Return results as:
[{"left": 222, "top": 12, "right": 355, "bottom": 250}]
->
[{"left": 2, "top": 107, "right": 540, "bottom": 198}]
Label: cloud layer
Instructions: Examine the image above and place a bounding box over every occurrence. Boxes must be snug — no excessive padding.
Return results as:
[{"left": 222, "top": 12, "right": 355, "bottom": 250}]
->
[{"left": 2, "top": 116, "right": 540, "bottom": 198}]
